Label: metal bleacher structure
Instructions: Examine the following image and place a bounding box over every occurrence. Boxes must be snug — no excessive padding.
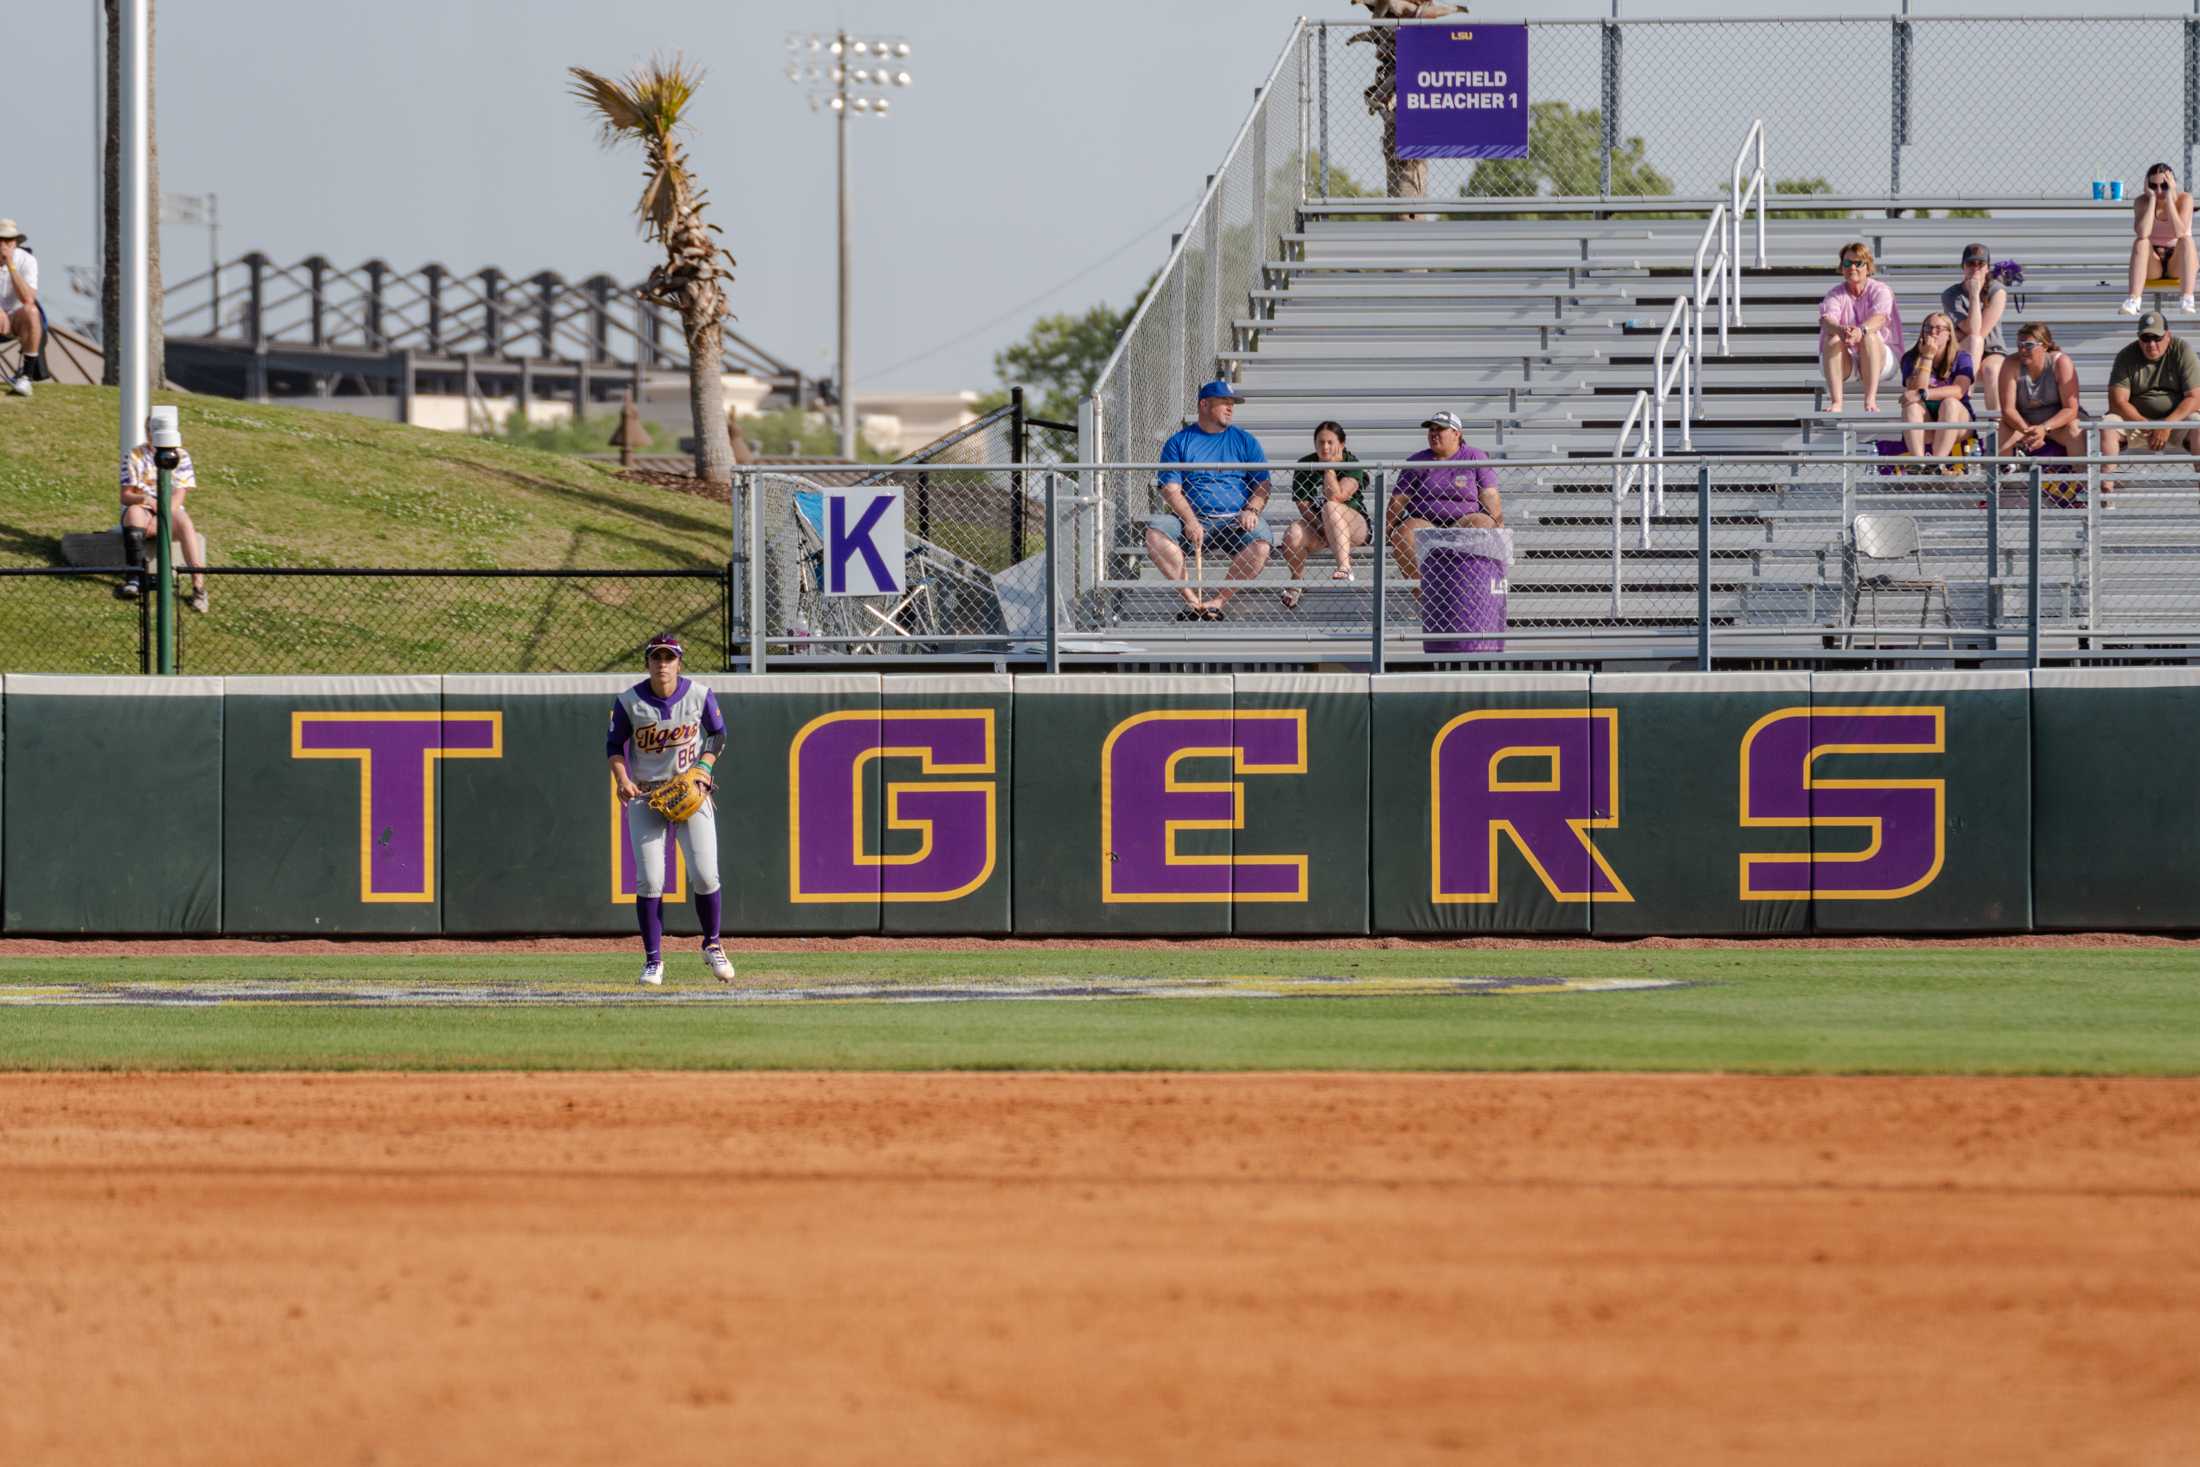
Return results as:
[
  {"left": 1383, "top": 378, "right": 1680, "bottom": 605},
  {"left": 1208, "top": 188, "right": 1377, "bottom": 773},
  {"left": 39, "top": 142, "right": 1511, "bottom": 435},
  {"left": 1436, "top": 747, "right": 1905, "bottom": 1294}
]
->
[{"left": 942, "top": 13, "right": 2200, "bottom": 674}]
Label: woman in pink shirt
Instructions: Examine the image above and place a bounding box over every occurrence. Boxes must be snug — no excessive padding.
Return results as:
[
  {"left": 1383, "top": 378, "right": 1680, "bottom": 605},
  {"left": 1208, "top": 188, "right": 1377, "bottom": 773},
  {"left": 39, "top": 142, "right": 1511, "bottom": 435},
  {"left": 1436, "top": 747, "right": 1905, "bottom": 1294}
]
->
[{"left": 1819, "top": 241, "right": 1903, "bottom": 414}]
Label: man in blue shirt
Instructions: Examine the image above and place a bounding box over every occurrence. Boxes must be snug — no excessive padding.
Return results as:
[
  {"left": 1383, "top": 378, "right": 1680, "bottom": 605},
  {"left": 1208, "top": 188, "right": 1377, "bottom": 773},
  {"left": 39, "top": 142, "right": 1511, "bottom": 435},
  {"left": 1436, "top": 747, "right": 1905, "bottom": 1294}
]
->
[{"left": 1146, "top": 379, "right": 1274, "bottom": 620}]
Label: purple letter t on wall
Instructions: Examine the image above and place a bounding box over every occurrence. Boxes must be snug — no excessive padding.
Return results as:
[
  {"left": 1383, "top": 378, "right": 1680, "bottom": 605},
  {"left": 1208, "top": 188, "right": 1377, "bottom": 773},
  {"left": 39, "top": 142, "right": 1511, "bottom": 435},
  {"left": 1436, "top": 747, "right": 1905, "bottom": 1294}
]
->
[{"left": 292, "top": 712, "right": 503, "bottom": 903}]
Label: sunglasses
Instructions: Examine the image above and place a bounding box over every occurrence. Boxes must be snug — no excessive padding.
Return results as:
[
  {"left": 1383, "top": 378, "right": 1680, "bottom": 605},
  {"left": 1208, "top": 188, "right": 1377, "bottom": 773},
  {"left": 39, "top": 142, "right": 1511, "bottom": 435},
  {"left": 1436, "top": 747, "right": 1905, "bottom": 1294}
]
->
[
  {"left": 2141, "top": 333, "right": 2168, "bottom": 343},
  {"left": 1840, "top": 260, "right": 1868, "bottom": 270},
  {"left": 2153, "top": 181, "right": 2175, "bottom": 192}
]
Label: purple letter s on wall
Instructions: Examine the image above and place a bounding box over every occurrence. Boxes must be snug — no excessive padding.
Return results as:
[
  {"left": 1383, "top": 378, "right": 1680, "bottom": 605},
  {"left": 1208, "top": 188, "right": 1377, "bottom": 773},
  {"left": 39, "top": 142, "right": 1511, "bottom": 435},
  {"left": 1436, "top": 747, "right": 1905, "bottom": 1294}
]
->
[{"left": 1739, "top": 707, "right": 1945, "bottom": 901}]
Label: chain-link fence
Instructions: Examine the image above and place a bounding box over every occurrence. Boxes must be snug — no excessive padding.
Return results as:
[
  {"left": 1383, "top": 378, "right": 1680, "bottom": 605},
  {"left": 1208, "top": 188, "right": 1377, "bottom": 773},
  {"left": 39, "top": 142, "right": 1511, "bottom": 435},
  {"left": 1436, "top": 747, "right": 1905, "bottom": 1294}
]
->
[
  {"left": 0, "top": 568, "right": 730, "bottom": 675},
  {"left": 732, "top": 456, "right": 2200, "bottom": 667},
  {"left": 1304, "top": 15, "right": 2195, "bottom": 207}
]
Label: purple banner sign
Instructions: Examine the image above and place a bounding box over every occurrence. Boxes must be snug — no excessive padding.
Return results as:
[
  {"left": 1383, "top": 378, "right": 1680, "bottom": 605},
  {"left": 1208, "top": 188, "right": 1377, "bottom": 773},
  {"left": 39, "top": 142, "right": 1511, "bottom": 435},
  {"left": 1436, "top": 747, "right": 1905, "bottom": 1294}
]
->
[
  {"left": 789, "top": 709, "right": 998, "bottom": 904},
  {"left": 1101, "top": 711, "right": 1307, "bottom": 904},
  {"left": 291, "top": 712, "right": 504, "bottom": 903},
  {"left": 1430, "top": 709, "right": 1629, "bottom": 904},
  {"left": 1740, "top": 707, "right": 1946, "bottom": 901},
  {"left": 1396, "top": 24, "right": 1528, "bottom": 161}
]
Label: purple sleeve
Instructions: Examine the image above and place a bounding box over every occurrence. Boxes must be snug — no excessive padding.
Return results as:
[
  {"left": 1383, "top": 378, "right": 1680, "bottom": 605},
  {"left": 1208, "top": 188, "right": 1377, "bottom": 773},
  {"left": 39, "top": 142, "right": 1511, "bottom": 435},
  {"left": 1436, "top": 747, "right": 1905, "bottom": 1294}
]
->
[
  {"left": 605, "top": 699, "right": 633, "bottom": 759},
  {"left": 1475, "top": 456, "right": 1498, "bottom": 492},
  {"left": 700, "top": 689, "right": 727, "bottom": 741}
]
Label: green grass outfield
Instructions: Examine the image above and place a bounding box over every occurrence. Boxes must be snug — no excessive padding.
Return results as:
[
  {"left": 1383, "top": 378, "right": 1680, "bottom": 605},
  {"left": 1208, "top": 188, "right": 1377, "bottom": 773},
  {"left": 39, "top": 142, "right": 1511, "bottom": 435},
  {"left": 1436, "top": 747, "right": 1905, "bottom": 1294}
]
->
[{"left": 1, "top": 944, "right": 2196, "bottom": 1074}]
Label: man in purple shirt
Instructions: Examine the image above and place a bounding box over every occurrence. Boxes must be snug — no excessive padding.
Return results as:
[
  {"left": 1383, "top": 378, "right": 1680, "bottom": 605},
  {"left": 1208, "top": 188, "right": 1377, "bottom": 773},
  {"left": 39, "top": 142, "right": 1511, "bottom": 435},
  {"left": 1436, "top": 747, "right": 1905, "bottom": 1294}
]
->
[{"left": 1388, "top": 410, "right": 1504, "bottom": 582}]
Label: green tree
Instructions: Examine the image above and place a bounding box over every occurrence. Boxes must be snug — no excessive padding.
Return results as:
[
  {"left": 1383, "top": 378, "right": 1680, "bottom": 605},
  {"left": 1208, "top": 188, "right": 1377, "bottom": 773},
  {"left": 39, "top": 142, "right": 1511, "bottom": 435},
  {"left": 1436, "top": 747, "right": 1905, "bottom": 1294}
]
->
[
  {"left": 495, "top": 410, "right": 674, "bottom": 457},
  {"left": 970, "top": 304, "right": 1130, "bottom": 423},
  {"left": 569, "top": 56, "right": 739, "bottom": 486},
  {"left": 1461, "top": 102, "right": 1674, "bottom": 208},
  {"left": 737, "top": 408, "right": 892, "bottom": 463},
  {"left": 1774, "top": 176, "right": 1848, "bottom": 221}
]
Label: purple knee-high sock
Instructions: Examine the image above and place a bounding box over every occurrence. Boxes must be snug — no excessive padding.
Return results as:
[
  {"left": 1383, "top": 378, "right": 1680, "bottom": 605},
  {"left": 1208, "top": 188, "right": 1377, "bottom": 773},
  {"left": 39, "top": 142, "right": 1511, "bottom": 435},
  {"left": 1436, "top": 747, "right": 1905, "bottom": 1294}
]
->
[
  {"left": 695, "top": 889, "right": 723, "bottom": 946},
  {"left": 636, "top": 895, "right": 665, "bottom": 962}
]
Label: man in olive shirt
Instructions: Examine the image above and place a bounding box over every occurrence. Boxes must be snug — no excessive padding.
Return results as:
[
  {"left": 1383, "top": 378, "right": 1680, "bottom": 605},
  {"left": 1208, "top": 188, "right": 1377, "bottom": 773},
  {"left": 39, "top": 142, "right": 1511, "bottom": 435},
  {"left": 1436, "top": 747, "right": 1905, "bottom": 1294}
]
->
[{"left": 2104, "top": 310, "right": 2200, "bottom": 467}]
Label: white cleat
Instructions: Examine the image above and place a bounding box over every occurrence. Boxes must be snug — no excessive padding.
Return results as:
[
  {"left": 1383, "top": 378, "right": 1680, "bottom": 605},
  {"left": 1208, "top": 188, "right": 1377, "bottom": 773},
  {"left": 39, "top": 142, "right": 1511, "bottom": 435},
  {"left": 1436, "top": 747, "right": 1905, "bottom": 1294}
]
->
[
  {"left": 7, "top": 373, "right": 29, "bottom": 398},
  {"left": 639, "top": 959, "right": 666, "bottom": 987},
  {"left": 703, "top": 944, "right": 736, "bottom": 984}
]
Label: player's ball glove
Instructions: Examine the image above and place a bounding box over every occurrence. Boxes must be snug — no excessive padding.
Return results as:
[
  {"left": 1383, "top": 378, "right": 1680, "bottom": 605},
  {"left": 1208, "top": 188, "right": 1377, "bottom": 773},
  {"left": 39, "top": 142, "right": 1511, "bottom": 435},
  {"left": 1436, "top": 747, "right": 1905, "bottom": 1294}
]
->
[{"left": 644, "top": 767, "right": 713, "bottom": 824}]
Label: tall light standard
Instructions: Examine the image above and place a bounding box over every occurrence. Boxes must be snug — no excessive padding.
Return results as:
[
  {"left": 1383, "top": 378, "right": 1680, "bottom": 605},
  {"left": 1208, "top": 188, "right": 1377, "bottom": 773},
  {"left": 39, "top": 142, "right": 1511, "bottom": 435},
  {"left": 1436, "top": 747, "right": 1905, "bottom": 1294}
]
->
[{"left": 786, "top": 31, "right": 912, "bottom": 461}]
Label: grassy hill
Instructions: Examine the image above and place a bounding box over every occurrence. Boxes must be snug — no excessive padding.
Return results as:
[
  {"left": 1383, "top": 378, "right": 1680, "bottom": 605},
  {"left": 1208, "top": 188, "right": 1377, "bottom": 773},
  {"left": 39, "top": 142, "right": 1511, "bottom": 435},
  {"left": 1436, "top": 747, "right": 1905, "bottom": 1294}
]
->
[{"left": 0, "top": 386, "right": 737, "bottom": 674}]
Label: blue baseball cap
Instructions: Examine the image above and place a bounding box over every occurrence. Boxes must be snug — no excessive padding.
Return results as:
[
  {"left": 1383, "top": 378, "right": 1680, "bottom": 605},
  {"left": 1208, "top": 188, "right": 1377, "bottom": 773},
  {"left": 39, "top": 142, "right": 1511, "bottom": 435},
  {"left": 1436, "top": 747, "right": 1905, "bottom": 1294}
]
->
[{"left": 1197, "top": 379, "right": 1245, "bottom": 403}]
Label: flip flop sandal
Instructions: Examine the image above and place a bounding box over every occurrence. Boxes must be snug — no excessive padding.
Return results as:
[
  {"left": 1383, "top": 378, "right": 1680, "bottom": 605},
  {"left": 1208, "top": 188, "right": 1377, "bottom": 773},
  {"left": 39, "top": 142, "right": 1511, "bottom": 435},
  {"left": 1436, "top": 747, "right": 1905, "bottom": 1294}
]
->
[
  {"left": 1174, "top": 606, "right": 1206, "bottom": 622},
  {"left": 1281, "top": 587, "right": 1303, "bottom": 610},
  {"left": 1201, "top": 606, "right": 1227, "bottom": 622}
]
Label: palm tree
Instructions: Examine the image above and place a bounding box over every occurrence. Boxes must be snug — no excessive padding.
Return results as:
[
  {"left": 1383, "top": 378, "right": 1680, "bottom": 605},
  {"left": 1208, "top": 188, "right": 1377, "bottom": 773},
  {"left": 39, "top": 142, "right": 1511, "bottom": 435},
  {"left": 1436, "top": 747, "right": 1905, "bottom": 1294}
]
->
[{"left": 569, "top": 56, "right": 736, "bottom": 486}]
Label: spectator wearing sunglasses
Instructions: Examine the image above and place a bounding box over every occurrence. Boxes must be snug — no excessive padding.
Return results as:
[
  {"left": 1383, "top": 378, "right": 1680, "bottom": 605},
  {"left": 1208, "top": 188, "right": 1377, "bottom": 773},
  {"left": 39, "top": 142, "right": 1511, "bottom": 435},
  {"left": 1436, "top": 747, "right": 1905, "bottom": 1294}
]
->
[
  {"left": 1998, "top": 322, "right": 2086, "bottom": 462},
  {"left": 2102, "top": 310, "right": 2200, "bottom": 493},
  {"left": 2121, "top": 163, "right": 2196, "bottom": 318},
  {"left": 1899, "top": 312, "right": 1975, "bottom": 467},
  {"left": 1818, "top": 241, "right": 1902, "bottom": 414}
]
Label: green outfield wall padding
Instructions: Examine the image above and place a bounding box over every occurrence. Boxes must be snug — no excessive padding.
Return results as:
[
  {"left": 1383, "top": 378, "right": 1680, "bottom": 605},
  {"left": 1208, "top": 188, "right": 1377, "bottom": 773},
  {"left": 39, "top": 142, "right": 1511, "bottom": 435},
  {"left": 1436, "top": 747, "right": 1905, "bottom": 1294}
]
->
[
  {"left": 1011, "top": 675, "right": 1235, "bottom": 936},
  {"left": 1231, "top": 674, "right": 1370, "bottom": 935},
  {"left": 877, "top": 676, "right": 1014, "bottom": 936},
  {"left": 719, "top": 675, "right": 883, "bottom": 935},
  {"left": 440, "top": 675, "right": 699, "bottom": 938},
  {"left": 2031, "top": 670, "right": 2200, "bottom": 930},
  {"left": 1589, "top": 673, "right": 1812, "bottom": 937},
  {"left": 221, "top": 676, "right": 455, "bottom": 935},
  {"left": 4, "top": 676, "right": 223, "bottom": 934},
  {"left": 1370, "top": 675, "right": 1598, "bottom": 935},
  {"left": 1804, "top": 672, "right": 2031, "bottom": 933}
]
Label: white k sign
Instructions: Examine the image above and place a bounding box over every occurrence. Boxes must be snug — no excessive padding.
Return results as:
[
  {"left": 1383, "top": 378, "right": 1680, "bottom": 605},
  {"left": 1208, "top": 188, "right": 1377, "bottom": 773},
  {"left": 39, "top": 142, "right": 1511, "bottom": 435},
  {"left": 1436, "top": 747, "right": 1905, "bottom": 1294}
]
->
[{"left": 823, "top": 487, "right": 906, "bottom": 597}]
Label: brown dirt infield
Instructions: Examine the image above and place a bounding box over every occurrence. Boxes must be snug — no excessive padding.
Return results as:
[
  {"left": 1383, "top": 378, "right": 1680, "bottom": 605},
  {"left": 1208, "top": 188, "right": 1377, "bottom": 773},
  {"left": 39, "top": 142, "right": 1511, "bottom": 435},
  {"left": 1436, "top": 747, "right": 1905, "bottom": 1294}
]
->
[{"left": 4, "top": 1073, "right": 2196, "bottom": 1465}]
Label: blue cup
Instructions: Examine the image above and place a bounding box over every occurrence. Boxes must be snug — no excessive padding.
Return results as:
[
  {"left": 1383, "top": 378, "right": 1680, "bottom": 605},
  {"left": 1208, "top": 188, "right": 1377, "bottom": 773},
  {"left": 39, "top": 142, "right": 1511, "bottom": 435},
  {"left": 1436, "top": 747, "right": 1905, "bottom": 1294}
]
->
[
  {"left": 2112, "top": 179, "right": 2126, "bottom": 201},
  {"left": 2094, "top": 179, "right": 2108, "bottom": 199}
]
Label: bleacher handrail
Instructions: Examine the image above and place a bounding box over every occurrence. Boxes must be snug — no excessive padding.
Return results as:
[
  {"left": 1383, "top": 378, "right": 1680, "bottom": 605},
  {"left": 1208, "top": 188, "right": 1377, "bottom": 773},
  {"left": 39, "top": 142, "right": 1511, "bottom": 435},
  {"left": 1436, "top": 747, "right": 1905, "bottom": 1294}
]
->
[
  {"left": 1652, "top": 296, "right": 1694, "bottom": 511},
  {"left": 1730, "top": 120, "right": 1769, "bottom": 324},
  {"left": 1692, "top": 203, "right": 1731, "bottom": 418},
  {"left": 1608, "top": 391, "right": 1656, "bottom": 619}
]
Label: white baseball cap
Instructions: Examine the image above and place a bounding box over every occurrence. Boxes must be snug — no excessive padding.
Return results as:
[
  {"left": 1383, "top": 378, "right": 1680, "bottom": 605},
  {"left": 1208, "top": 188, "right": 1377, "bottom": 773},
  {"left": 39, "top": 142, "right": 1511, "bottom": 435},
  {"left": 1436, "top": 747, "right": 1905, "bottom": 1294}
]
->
[{"left": 1420, "top": 410, "right": 1465, "bottom": 432}]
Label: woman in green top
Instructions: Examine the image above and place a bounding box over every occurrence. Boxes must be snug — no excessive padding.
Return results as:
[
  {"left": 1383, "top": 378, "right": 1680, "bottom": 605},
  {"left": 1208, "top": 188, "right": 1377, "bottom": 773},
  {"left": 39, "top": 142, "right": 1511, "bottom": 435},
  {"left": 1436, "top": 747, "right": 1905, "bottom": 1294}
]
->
[{"left": 1280, "top": 421, "right": 1371, "bottom": 610}]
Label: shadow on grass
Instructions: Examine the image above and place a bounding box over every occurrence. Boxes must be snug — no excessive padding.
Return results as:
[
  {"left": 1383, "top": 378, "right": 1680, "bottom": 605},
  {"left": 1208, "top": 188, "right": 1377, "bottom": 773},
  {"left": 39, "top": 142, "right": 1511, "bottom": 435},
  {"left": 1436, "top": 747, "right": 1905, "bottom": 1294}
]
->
[{"left": 471, "top": 462, "right": 729, "bottom": 548}]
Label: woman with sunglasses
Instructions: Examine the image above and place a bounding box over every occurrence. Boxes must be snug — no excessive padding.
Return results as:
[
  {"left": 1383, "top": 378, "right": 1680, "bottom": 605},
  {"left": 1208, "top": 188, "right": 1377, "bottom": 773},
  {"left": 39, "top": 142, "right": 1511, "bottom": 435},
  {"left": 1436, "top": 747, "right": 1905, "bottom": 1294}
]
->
[
  {"left": 1997, "top": 322, "right": 2085, "bottom": 464},
  {"left": 607, "top": 632, "right": 736, "bottom": 987},
  {"left": 1899, "top": 312, "right": 1975, "bottom": 468},
  {"left": 2121, "top": 163, "right": 2196, "bottom": 317},
  {"left": 1818, "top": 241, "right": 1902, "bottom": 414}
]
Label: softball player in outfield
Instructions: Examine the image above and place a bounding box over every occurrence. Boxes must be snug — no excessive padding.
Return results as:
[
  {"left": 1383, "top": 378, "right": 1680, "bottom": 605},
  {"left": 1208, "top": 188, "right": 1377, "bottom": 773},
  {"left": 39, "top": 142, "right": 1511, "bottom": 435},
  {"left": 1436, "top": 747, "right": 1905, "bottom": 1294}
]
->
[{"left": 607, "top": 632, "right": 735, "bottom": 986}]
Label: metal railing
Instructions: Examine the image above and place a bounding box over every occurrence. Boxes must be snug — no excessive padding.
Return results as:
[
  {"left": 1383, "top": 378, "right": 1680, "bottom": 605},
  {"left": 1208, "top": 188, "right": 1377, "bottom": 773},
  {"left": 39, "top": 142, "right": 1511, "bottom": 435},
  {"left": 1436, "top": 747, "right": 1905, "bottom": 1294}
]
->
[
  {"left": 718, "top": 453, "right": 2200, "bottom": 673},
  {"left": 1730, "top": 120, "right": 1769, "bottom": 322}
]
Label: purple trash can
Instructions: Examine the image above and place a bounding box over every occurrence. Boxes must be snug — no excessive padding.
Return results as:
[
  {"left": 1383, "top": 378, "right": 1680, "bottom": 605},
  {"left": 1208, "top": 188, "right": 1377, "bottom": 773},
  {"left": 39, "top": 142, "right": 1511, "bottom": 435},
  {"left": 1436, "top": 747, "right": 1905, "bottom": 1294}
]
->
[{"left": 1418, "top": 528, "right": 1511, "bottom": 654}]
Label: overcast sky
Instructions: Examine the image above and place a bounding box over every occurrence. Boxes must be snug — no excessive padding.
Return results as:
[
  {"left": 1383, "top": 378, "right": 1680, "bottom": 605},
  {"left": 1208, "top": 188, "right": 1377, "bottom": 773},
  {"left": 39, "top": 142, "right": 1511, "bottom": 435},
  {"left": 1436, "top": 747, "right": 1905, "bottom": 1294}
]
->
[{"left": 15, "top": 1, "right": 2193, "bottom": 397}]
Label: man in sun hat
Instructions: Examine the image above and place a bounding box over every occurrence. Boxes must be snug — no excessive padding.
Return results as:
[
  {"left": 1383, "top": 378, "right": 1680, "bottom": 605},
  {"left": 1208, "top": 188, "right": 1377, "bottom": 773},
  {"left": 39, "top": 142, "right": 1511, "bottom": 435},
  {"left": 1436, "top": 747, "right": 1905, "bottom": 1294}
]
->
[
  {"left": 1145, "top": 379, "right": 1274, "bottom": 620},
  {"left": 1387, "top": 409, "right": 1503, "bottom": 582},
  {"left": 0, "top": 220, "right": 42, "bottom": 397}
]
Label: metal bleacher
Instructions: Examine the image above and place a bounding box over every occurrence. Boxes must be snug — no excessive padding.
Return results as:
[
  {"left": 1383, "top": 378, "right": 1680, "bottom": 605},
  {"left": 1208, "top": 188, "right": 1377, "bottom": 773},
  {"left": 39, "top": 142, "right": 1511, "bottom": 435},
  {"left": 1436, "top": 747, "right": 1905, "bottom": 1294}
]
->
[{"left": 1083, "top": 194, "right": 2200, "bottom": 662}]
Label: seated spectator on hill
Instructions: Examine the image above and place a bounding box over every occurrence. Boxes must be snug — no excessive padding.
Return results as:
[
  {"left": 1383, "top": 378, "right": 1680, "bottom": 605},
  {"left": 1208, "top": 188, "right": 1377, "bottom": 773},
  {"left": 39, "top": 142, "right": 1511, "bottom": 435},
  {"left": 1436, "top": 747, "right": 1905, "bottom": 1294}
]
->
[
  {"left": 1899, "top": 313, "right": 1975, "bottom": 468},
  {"left": 2101, "top": 310, "right": 2200, "bottom": 490},
  {"left": 118, "top": 416, "right": 210, "bottom": 612},
  {"left": 2121, "top": 163, "right": 2197, "bottom": 317},
  {"left": 0, "top": 220, "right": 41, "bottom": 397},
  {"left": 1944, "top": 243, "right": 2009, "bottom": 412},
  {"left": 1388, "top": 410, "right": 1502, "bottom": 584},
  {"left": 1819, "top": 241, "right": 1902, "bottom": 414},
  {"left": 1998, "top": 322, "right": 2085, "bottom": 462},
  {"left": 1279, "top": 420, "right": 1369, "bottom": 610},
  {"left": 1145, "top": 380, "right": 1273, "bottom": 622}
]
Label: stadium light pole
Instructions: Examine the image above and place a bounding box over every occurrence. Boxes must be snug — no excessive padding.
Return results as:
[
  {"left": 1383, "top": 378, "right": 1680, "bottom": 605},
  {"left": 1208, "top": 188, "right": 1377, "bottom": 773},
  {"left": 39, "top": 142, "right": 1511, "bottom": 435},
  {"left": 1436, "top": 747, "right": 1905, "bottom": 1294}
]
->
[{"left": 787, "top": 32, "right": 913, "bottom": 461}]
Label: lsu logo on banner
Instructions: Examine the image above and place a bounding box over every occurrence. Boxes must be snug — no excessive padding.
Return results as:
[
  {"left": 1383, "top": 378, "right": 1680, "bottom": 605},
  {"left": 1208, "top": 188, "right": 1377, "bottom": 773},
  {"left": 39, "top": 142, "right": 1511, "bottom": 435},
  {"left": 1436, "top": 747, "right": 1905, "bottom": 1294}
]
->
[
  {"left": 1738, "top": 706, "right": 1945, "bottom": 900},
  {"left": 1429, "top": 709, "right": 1631, "bottom": 904},
  {"left": 1101, "top": 710, "right": 1308, "bottom": 903},
  {"left": 291, "top": 712, "right": 504, "bottom": 903},
  {"left": 788, "top": 709, "right": 997, "bottom": 903}
]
